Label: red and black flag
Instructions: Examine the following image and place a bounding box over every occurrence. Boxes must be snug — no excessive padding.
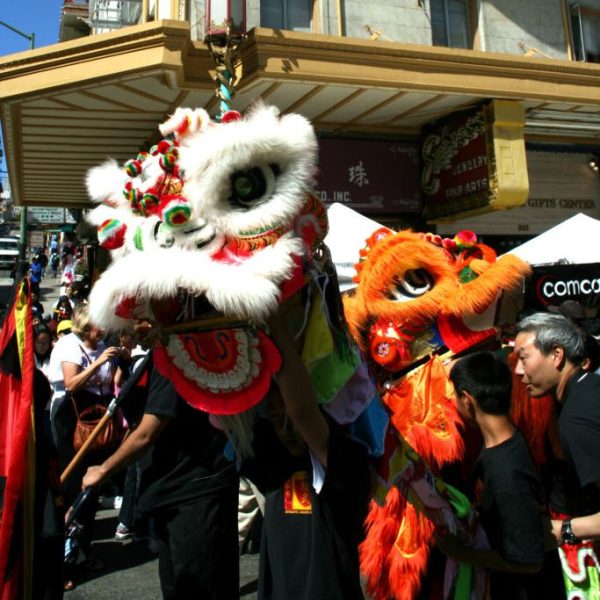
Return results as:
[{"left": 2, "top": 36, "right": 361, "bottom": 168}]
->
[{"left": 0, "top": 279, "right": 35, "bottom": 600}]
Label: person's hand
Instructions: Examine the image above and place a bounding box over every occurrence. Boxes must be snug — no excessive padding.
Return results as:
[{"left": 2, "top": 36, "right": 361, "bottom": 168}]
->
[
  {"left": 97, "top": 346, "right": 120, "bottom": 365},
  {"left": 82, "top": 465, "right": 107, "bottom": 490}
]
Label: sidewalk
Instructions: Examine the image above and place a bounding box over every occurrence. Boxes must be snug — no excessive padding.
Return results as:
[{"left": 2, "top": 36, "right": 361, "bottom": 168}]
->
[{"left": 39, "top": 271, "right": 63, "bottom": 318}]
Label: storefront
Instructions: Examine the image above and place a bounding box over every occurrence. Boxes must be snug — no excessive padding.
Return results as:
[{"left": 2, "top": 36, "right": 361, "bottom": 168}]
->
[{"left": 435, "top": 146, "right": 600, "bottom": 251}]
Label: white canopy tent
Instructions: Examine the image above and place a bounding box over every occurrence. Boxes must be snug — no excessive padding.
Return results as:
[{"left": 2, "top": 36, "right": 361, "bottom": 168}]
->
[
  {"left": 324, "top": 203, "right": 384, "bottom": 291},
  {"left": 508, "top": 213, "right": 600, "bottom": 266}
]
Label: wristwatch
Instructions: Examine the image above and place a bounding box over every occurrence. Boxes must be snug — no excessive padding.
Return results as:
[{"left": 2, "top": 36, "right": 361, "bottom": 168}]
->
[{"left": 561, "top": 519, "right": 580, "bottom": 545}]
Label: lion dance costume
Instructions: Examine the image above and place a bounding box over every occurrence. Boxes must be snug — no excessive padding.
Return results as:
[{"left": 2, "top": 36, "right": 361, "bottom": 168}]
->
[{"left": 343, "top": 224, "right": 531, "bottom": 600}]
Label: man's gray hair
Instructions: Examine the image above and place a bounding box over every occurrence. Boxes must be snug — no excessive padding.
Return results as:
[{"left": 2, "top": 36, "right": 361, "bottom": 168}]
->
[{"left": 516, "top": 312, "right": 584, "bottom": 362}]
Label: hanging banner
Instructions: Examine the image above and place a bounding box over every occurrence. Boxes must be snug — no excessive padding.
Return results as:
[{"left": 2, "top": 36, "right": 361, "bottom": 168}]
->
[
  {"left": 314, "top": 139, "right": 422, "bottom": 214},
  {"left": 423, "top": 100, "right": 529, "bottom": 220},
  {"left": 524, "top": 263, "right": 600, "bottom": 311}
]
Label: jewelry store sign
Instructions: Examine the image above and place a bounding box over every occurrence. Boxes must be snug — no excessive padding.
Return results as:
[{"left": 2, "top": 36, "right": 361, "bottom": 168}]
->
[{"left": 423, "top": 100, "right": 529, "bottom": 220}]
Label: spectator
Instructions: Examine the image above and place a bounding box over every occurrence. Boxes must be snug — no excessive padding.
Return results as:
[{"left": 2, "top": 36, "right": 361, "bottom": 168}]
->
[
  {"left": 48, "top": 304, "right": 123, "bottom": 590},
  {"left": 31, "top": 289, "right": 44, "bottom": 317},
  {"left": 50, "top": 251, "right": 60, "bottom": 278},
  {"left": 439, "top": 351, "right": 545, "bottom": 598},
  {"left": 33, "top": 324, "right": 53, "bottom": 385},
  {"left": 112, "top": 340, "right": 151, "bottom": 542},
  {"left": 45, "top": 318, "right": 59, "bottom": 345},
  {"left": 514, "top": 314, "right": 600, "bottom": 543},
  {"left": 71, "top": 280, "right": 90, "bottom": 306},
  {"left": 37, "top": 247, "right": 49, "bottom": 278},
  {"left": 30, "top": 256, "right": 43, "bottom": 293},
  {"left": 52, "top": 295, "right": 73, "bottom": 323},
  {"left": 60, "top": 263, "right": 75, "bottom": 295},
  {"left": 580, "top": 333, "right": 600, "bottom": 374},
  {"left": 548, "top": 299, "right": 587, "bottom": 323},
  {"left": 56, "top": 318, "right": 73, "bottom": 339},
  {"left": 73, "top": 250, "right": 87, "bottom": 283}
]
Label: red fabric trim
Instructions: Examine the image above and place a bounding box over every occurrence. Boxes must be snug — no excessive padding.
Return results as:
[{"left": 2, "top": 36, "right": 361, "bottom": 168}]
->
[{"left": 153, "top": 328, "right": 282, "bottom": 415}]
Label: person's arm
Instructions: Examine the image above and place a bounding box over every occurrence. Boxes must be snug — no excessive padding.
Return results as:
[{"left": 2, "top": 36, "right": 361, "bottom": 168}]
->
[
  {"left": 62, "top": 345, "right": 120, "bottom": 393},
  {"left": 551, "top": 510, "right": 600, "bottom": 543},
  {"left": 82, "top": 412, "right": 170, "bottom": 489},
  {"left": 438, "top": 488, "right": 544, "bottom": 574},
  {"left": 268, "top": 311, "right": 329, "bottom": 468},
  {"left": 436, "top": 534, "right": 541, "bottom": 574}
]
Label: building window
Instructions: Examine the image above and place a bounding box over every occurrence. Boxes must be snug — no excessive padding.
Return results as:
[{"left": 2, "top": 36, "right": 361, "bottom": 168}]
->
[
  {"left": 569, "top": 3, "right": 600, "bottom": 62},
  {"left": 430, "top": 0, "right": 471, "bottom": 48},
  {"left": 261, "top": 0, "right": 312, "bottom": 32}
]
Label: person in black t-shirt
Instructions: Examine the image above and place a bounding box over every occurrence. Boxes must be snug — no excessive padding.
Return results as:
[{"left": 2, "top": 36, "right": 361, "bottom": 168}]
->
[
  {"left": 82, "top": 355, "right": 239, "bottom": 600},
  {"left": 514, "top": 312, "right": 600, "bottom": 544},
  {"left": 437, "top": 351, "right": 545, "bottom": 598},
  {"left": 239, "top": 308, "right": 371, "bottom": 600}
]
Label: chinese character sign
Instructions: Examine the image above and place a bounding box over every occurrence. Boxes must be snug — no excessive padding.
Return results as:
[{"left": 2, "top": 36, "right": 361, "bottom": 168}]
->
[{"left": 314, "top": 139, "right": 422, "bottom": 214}]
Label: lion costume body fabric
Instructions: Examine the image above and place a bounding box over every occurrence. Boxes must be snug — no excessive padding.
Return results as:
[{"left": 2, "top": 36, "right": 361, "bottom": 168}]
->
[{"left": 343, "top": 225, "right": 531, "bottom": 600}]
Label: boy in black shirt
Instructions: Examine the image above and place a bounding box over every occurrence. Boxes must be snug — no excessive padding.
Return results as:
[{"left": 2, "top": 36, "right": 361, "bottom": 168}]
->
[{"left": 438, "top": 351, "right": 545, "bottom": 598}]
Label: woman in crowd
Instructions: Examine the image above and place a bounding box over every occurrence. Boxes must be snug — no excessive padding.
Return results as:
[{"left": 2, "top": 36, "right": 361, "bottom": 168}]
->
[
  {"left": 48, "top": 304, "right": 123, "bottom": 590},
  {"left": 34, "top": 323, "right": 53, "bottom": 382},
  {"left": 34, "top": 323, "right": 54, "bottom": 443}
]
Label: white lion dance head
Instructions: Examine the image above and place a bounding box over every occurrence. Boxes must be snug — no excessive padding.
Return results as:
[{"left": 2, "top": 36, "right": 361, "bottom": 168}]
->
[{"left": 85, "top": 104, "right": 328, "bottom": 414}]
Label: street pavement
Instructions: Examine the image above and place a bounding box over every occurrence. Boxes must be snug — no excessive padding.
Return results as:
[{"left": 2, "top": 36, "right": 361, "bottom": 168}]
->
[
  {"left": 66, "top": 507, "right": 260, "bottom": 599},
  {"left": 0, "top": 273, "right": 260, "bottom": 598}
]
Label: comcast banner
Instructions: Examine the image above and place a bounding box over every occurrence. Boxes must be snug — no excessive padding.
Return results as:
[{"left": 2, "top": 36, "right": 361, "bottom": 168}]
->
[{"left": 524, "top": 263, "right": 600, "bottom": 311}]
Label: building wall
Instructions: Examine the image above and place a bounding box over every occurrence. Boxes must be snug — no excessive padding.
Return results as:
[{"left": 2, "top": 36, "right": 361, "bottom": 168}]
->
[
  {"left": 188, "top": 0, "right": 597, "bottom": 63},
  {"left": 343, "top": 0, "right": 432, "bottom": 45},
  {"left": 481, "top": 0, "right": 568, "bottom": 58},
  {"left": 246, "top": 0, "right": 261, "bottom": 31}
]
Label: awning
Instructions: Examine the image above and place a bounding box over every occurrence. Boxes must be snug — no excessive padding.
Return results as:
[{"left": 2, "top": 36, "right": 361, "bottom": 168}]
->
[{"left": 1, "top": 20, "right": 600, "bottom": 208}]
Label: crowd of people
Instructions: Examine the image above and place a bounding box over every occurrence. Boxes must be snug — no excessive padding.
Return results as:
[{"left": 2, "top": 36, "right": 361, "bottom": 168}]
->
[
  {"left": 5, "top": 245, "right": 600, "bottom": 599},
  {"left": 23, "top": 258, "right": 149, "bottom": 594}
]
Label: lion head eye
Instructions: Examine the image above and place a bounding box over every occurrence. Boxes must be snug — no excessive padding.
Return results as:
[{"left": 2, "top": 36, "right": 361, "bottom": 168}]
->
[
  {"left": 229, "top": 163, "right": 281, "bottom": 209},
  {"left": 388, "top": 268, "right": 434, "bottom": 301}
]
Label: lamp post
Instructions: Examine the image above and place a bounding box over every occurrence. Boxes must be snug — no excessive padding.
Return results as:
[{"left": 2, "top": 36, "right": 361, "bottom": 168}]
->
[
  {"left": 204, "top": 0, "right": 246, "bottom": 118},
  {"left": 0, "top": 20, "right": 35, "bottom": 270}
]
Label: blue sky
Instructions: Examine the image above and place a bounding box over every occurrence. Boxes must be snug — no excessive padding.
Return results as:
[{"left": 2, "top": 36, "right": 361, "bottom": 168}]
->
[
  {"left": 0, "top": 2, "right": 63, "bottom": 55},
  {"left": 1, "top": 2, "right": 63, "bottom": 182}
]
